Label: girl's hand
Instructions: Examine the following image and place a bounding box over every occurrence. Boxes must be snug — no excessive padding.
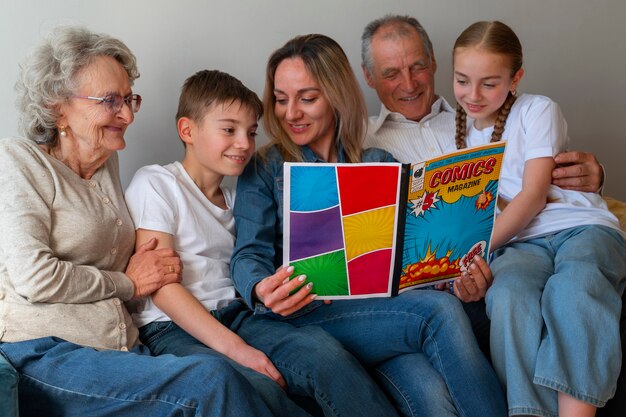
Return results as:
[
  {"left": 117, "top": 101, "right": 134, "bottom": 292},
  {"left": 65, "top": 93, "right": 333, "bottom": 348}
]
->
[
  {"left": 253, "top": 266, "right": 317, "bottom": 316},
  {"left": 452, "top": 256, "right": 493, "bottom": 302},
  {"left": 228, "top": 342, "right": 286, "bottom": 388}
]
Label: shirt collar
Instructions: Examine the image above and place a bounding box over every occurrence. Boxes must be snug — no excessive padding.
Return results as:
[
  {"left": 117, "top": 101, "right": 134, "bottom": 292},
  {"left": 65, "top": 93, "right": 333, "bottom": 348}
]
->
[
  {"left": 371, "top": 95, "right": 455, "bottom": 133},
  {"left": 300, "top": 141, "right": 347, "bottom": 163}
]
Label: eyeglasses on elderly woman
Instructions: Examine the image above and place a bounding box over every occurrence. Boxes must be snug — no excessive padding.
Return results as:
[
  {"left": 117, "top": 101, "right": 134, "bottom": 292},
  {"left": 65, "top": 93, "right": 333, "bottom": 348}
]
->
[{"left": 71, "top": 93, "right": 142, "bottom": 113}]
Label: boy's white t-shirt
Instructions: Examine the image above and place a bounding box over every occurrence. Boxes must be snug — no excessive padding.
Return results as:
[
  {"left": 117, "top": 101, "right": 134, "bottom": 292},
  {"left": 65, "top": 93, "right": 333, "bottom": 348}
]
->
[
  {"left": 125, "top": 161, "right": 237, "bottom": 327},
  {"left": 466, "top": 93, "right": 621, "bottom": 243}
]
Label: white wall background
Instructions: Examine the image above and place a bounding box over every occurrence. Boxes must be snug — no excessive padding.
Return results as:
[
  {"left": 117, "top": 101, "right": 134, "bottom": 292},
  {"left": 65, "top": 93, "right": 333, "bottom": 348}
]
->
[{"left": 1, "top": 0, "right": 624, "bottom": 199}]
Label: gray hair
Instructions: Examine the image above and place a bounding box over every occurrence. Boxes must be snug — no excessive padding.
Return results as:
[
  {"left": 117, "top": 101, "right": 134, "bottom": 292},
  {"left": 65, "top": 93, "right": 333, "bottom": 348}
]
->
[
  {"left": 15, "top": 26, "right": 139, "bottom": 145},
  {"left": 361, "top": 15, "right": 434, "bottom": 75}
]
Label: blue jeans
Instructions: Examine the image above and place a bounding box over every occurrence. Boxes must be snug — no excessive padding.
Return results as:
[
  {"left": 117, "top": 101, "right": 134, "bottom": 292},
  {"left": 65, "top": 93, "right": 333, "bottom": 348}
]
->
[
  {"left": 141, "top": 300, "right": 398, "bottom": 417},
  {"left": 267, "top": 289, "right": 507, "bottom": 417},
  {"left": 372, "top": 299, "right": 490, "bottom": 417},
  {"left": 372, "top": 299, "right": 493, "bottom": 417},
  {"left": 0, "top": 336, "right": 280, "bottom": 417},
  {"left": 0, "top": 352, "right": 18, "bottom": 417},
  {"left": 374, "top": 353, "right": 458, "bottom": 417},
  {"left": 486, "top": 225, "right": 626, "bottom": 416}
]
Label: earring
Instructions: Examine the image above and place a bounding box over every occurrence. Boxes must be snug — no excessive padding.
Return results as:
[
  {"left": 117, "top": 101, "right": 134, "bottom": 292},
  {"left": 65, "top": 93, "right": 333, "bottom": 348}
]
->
[
  {"left": 511, "top": 90, "right": 518, "bottom": 97},
  {"left": 59, "top": 126, "right": 67, "bottom": 137}
]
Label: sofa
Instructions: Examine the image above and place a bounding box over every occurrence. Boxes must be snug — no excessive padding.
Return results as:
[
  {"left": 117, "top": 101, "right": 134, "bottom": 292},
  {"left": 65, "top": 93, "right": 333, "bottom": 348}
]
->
[
  {"left": 2, "top": 197, "right": 626, "bottom": 417},
  {"left": 599, "top": 197, "right": 626, "bottom": 417}
]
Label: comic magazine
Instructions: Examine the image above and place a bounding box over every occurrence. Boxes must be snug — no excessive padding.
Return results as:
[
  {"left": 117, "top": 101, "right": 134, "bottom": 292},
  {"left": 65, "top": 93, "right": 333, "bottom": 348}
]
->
[{"left": 283, "top": 141, "right": 506, "bottom": 299}]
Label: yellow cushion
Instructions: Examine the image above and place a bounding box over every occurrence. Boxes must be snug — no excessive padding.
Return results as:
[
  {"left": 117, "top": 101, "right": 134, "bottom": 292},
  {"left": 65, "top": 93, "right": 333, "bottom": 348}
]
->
[{"left": 605, "top": 196, "right": 626, "bottom": 233}]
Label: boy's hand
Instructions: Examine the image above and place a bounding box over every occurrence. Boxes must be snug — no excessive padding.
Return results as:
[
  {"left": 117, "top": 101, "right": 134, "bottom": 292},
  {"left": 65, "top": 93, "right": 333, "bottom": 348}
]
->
[
  {"left": 228, "top": 343, "right": 286, "bottom": 388},
  {"left": 253, "top": 266, "right": 317, "bottom": 316},
  {"left": 552, "top": 151, "right": 603, "bottom": 193}
]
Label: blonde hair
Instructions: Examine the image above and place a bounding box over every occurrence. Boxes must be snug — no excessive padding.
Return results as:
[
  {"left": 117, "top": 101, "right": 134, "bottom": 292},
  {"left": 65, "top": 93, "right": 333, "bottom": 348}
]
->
[
  {"left": 260, "top": 34, "right": 365, "bottom": 163},
  {"left": 453, "top": 21, "right": 522, "bottom": 149}
]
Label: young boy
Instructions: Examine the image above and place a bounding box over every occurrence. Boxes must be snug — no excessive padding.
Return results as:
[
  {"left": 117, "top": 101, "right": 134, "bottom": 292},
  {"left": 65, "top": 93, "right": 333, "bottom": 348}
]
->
[{"left": 124, "top": 70, "right": 398, "bottom": 417}]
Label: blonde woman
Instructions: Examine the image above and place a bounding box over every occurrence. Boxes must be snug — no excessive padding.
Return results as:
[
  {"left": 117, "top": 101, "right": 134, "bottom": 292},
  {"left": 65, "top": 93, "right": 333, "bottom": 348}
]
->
[{"left": 231, "top": 33, "right": 507, "bottom": 417}]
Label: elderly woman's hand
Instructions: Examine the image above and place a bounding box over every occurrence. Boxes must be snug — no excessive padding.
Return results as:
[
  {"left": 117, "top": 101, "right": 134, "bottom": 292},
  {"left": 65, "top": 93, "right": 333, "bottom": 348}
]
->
[{"left": 125, "top": 238, "right": 182, "bottom": 298}]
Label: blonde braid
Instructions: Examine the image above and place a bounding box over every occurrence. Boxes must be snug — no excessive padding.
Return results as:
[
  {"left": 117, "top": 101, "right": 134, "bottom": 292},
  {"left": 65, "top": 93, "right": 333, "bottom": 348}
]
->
[
  {"left": 490, "top": 92, "right": 517, "bottom": 143},
  {"left": 455, "top": 103, "right": 468, "bottom": 149}
]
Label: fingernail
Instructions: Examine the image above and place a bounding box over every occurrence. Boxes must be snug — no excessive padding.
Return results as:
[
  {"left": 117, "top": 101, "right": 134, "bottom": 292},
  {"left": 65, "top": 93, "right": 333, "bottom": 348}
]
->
[
  {"left": 310, "top": 294, "right": 317, "bottom": 300},
  {"left": 473, "top": 255, "right": 480, "bottom": 261},
  {"left": 286, "top": 265, "right": 294, "bottom": 273},
  {"left": 306, "top": 282, "right": 313, "bottom": 289},
  {"left": 298, "top": 275, "right": 306, "bottom": 282}
]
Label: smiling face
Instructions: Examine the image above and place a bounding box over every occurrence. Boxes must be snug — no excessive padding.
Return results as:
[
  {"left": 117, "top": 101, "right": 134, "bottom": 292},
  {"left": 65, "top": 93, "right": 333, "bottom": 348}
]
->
[
  {"left": 181, "top": 100, "right": 257, "bottom": 180},
  {"left": 364, "top": 26, "right": 437, "bottom": 122},
  {"left": 57, "top": 55, "right": 134, "bottom": 166},
  {"left": 453, "top": 46, "right": 523, "bottom": 129},
  {"left": 273, "top": 57, "right": 336, "bottom": 158}
]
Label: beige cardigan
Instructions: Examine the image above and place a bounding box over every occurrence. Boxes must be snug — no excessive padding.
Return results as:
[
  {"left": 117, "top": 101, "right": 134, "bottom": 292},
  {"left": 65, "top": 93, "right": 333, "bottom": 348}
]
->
[{"left": 0, "top": 138, "right": 138, "bottom": 350}]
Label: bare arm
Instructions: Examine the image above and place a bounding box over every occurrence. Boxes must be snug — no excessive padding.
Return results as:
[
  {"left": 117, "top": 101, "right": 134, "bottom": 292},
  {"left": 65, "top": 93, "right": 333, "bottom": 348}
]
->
[
  {"left": 136, "top": 229, "right": 285, "bottom": 387},
  {"left": 491, "top": 157, "right": 555, "bottom": 251},
  {"left": 443, "top": 157, "right": 556, "bottom": 303},
  {"left": 552, "top": 151, "right": 603, "bottom": 193}
]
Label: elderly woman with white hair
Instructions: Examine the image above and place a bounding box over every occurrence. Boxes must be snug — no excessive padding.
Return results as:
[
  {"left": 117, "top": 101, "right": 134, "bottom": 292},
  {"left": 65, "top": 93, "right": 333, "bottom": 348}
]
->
[{"left": 0, "top": 26, "right": 296, "bottom": 417}]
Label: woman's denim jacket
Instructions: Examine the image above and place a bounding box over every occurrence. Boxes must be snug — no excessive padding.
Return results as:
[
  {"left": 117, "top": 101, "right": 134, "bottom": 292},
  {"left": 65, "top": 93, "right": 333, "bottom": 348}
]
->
[{"left": 230, "top": 143, "right": 394, "bottom": 319}]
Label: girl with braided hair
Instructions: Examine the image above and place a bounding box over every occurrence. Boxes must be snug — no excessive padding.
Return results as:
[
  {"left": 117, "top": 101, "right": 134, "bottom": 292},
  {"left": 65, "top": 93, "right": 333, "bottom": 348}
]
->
[{"left": 453, "top": 20, "right": 626, "bottom": 417}]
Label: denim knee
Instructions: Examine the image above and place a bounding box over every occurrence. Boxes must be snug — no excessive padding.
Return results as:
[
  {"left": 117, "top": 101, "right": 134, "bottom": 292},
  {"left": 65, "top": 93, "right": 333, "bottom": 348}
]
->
[{"left": 374, "top": 353, "right": 457, "bottom": 417}]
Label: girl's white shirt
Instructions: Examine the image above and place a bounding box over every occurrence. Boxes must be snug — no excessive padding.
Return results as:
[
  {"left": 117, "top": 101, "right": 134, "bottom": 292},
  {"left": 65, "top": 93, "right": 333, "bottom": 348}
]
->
[{"left": 466, "top": 94, "right": 621, "bottom": 243}]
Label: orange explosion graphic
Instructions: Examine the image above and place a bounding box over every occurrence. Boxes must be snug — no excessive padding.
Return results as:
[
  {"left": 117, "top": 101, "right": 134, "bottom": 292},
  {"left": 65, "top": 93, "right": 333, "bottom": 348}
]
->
[
  {"left": 475, "top": 190, "right": 494, "bottom": 210},
  {"left": 400, "top": 247, "right": 461, "bottom": 288}
]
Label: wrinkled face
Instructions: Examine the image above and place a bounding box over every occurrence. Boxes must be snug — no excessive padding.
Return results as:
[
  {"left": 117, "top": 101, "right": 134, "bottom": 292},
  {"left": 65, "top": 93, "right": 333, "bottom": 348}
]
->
[
  {"left": 453, "top": 46, "right": 523, "bottom": 129},
  {"left": 364, "top": 28, "right": 437, "bottom": 122},
  {"left": 184, "top": 101, "right": 257, "bottom": 178},
  {"left": 58, "top": 55, "right": 134, "bottom": 160},
  {"left": 273, "top": 57, "right": 336, "bottom": 157}
]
